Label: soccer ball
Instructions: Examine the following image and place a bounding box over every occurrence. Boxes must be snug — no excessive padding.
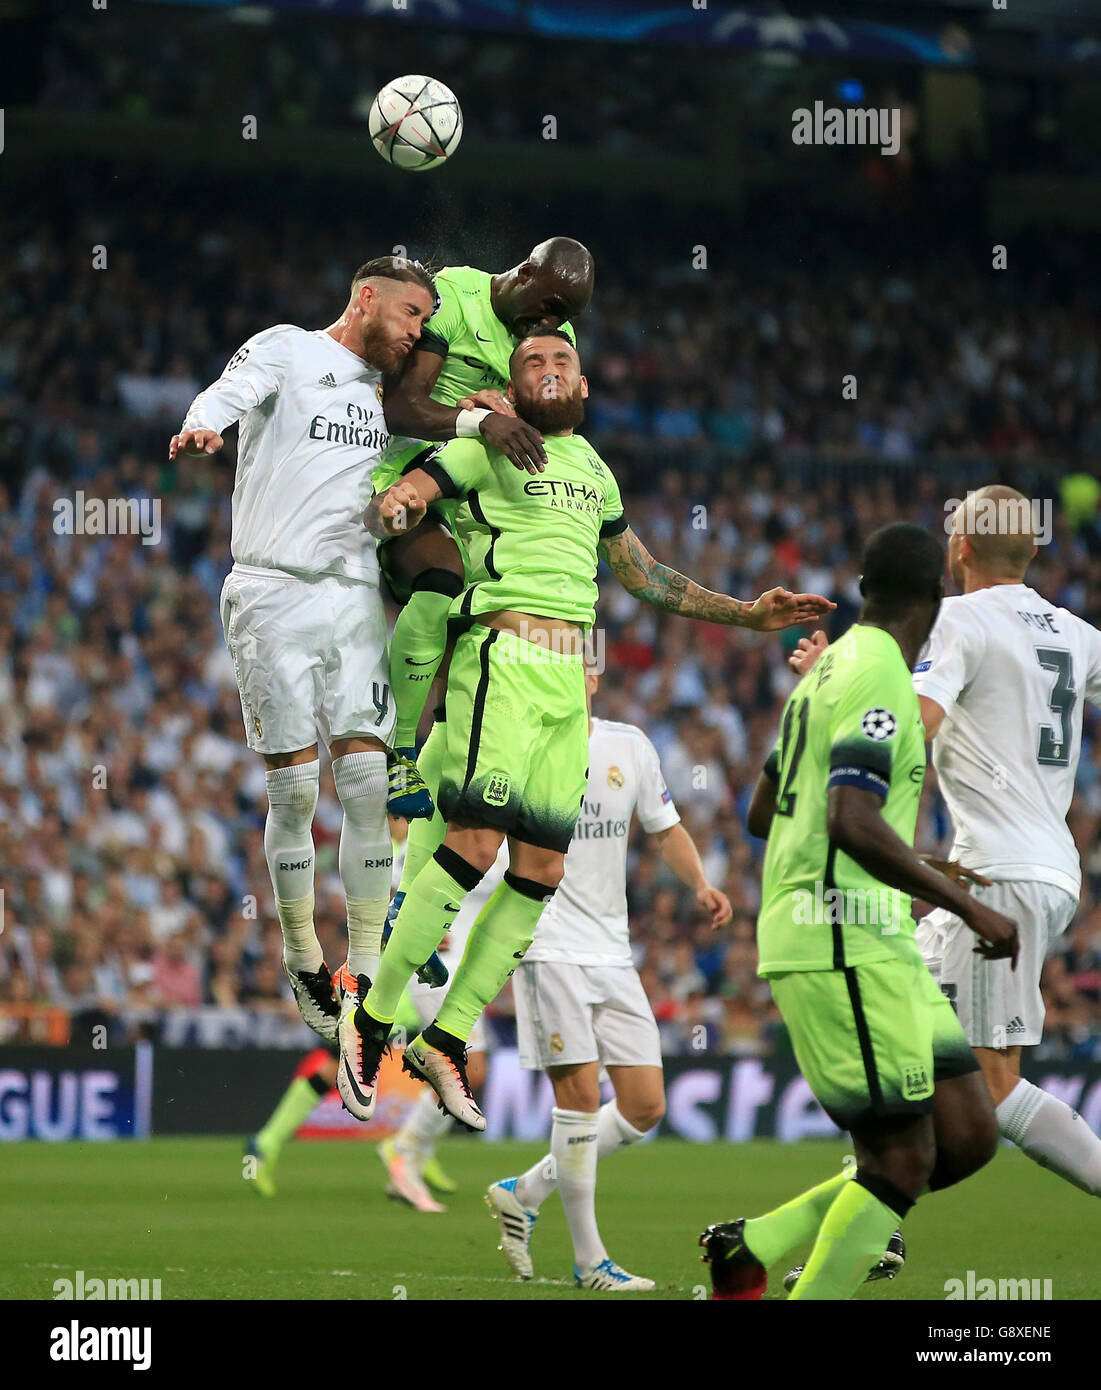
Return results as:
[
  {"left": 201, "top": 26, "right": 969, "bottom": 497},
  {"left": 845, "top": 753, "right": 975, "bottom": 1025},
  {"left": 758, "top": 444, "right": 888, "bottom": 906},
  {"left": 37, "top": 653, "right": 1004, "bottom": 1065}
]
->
[{"left": 368, "top": 75, "right": 462, "bottom": 172}]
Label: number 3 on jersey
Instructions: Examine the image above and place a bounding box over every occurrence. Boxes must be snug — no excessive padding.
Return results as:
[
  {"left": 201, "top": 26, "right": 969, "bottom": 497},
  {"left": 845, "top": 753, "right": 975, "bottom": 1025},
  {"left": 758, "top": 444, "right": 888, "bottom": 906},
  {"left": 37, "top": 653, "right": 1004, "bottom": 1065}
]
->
[{"left": 1035, "top": 647, "right": 1076, "bottom": 767}]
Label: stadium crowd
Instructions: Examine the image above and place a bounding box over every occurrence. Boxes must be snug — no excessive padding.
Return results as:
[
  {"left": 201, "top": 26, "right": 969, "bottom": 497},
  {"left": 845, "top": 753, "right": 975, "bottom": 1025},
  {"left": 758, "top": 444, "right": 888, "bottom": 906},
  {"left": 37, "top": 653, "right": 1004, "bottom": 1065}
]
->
[
  {"left": 3, "top": 157, "right": 1101, "bottom": 1061},
  {"left": 38, "top": 8, "right": 714, "bottom": 156}
]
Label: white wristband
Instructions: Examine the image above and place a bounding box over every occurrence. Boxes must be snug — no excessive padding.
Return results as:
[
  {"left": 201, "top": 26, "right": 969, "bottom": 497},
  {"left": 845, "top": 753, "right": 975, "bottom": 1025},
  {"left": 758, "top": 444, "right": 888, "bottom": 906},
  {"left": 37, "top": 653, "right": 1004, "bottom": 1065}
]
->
[{"left": 455, "top": 408, "right": 492, "bottom": 438}]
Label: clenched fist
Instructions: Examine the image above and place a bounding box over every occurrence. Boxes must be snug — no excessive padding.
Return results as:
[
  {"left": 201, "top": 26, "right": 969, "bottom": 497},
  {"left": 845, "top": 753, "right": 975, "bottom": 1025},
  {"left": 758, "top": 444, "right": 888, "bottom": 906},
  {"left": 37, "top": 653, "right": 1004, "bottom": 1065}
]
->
[{"left": 374, "top": 480, "right": 428, "bottom": 537}]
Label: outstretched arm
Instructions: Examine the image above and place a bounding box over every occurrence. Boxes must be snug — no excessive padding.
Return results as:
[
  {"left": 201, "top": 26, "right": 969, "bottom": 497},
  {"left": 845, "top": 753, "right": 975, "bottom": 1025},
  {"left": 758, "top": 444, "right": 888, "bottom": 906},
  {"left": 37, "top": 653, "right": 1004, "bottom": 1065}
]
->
[
  {"left": 599, "top": 527, "right": 834, "bottom": 630},
  {"left": 170, "top": 330, "right": 288, "bottom": 460}
]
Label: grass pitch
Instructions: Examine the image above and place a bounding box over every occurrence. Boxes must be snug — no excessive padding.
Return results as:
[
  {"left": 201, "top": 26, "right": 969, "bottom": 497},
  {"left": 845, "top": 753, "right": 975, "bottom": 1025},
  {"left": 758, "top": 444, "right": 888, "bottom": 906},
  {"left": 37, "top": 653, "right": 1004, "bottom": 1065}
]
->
[{"left": 1, "top": 1137, "right": 1095, "bottom": 1300}]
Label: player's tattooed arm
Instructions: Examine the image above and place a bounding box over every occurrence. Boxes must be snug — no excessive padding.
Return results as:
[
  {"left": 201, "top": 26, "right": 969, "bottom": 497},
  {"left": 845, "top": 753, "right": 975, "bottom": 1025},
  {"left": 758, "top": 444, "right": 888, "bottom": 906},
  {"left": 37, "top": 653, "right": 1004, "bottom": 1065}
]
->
[
  {"left": 364, "top": 468, "right": 441, "bottom": 539},
  {"left": 600, "top": 527, "right": 748, "bottom": 621},
  {"left": 599, "top": 528, "right": 835, "bottom": 630}
]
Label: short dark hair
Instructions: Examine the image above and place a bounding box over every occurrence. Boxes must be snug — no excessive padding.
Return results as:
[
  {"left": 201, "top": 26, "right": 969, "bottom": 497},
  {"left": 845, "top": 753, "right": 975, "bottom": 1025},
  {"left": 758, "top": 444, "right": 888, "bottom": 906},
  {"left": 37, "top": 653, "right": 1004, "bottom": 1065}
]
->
[
  {"left": 860, "top": 523, "right": 944, "bottom": 606},
  {"left": 508, "top": 326, "right": 577, "bottom": 371},
  {"left": 350, "top": 256, "right": 438, "bottom": 312}
]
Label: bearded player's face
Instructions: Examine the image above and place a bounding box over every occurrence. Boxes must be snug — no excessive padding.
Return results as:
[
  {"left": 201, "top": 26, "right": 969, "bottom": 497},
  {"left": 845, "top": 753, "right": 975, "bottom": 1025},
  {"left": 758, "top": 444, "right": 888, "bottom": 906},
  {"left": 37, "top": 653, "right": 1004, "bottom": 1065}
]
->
[
  {"left": 360, "top": 280, "right": 435, "bottom": 374},
  {"left": 509, "top": 337, "right": 588, "bottom": 433}
]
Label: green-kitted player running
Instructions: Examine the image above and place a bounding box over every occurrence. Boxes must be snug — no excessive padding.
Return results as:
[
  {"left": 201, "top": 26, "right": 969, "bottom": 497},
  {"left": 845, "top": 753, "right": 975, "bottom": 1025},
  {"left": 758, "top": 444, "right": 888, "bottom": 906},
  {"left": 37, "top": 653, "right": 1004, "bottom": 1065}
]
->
[
  {"left": 700, "top": 523, "right": 1020, "bottom": 1301},
  {"left": 377, "top": 240, "right": 593, "bottom": 825},
  {"left": 339, "top": 329, "right": 834, "bottom": 1128}
]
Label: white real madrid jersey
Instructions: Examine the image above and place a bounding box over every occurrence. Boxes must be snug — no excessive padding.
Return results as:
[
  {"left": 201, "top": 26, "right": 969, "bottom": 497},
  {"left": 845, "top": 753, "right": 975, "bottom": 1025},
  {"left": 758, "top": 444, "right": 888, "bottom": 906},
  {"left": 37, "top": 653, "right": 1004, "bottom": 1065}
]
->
[
  {"left": 913, "top": 584, "right": 1101, "bottom": 897},
  {"left": 526, "top": 718, "right": 681, "bottom": 967},
  {"left": 182, "top": 325, "right": 390, "bottom": 583}
]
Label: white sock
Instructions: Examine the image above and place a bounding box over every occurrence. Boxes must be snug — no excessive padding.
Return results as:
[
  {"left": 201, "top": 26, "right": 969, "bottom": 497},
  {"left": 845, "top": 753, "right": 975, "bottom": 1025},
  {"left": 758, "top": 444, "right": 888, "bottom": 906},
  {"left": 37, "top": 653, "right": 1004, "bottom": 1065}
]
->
[
  {"left": 395, "top": 1089, "right": 451, "bottom": 1162},
  {"left": 264, "top": 761, "right": 321, "bottom": 972},
  {"left": 333, "top": 752, "right": 391, "bottom": 979},
  {"left": 597, "top": 1098, "right": 649, "bottom": 1156},
  {"left": 516, "top": 1099, "right": 647, "bottom": 1209},
  {"left": 997, "top": 1077, "right": 1101, "bottom": 1196},
  {"left": 550, "top": 1107, "right": 605, "bottom": 1272}
]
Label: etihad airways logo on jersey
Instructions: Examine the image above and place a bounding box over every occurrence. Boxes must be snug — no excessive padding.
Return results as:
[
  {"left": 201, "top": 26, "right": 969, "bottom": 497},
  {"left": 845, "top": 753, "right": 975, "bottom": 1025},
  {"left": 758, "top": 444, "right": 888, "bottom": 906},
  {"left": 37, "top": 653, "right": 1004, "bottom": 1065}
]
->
[
  {"left": 523, "top": 479, "right": 602, "bottom": 514},
  {"left": 308, "top": 401, "right": 389, "bottom": 451}
]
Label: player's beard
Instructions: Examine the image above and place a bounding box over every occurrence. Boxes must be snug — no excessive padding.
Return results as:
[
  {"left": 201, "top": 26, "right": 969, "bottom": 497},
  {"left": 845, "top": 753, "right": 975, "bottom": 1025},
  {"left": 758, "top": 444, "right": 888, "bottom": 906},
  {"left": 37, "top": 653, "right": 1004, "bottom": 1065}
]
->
[
  {"left": 516, "top": 383, "right": 585, "bottom": 433},
  {"left": 360, "top": 320, "right": 411, "bottom": 375}
]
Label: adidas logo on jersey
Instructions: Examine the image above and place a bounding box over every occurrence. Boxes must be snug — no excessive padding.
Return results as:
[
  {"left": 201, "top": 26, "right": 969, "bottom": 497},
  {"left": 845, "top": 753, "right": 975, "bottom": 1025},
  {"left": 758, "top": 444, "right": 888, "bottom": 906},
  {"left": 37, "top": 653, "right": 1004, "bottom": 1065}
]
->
[
  {"left": 1006, "top": 1016, "right": 1026, "bottom": 1034},
  {"left": 318, "top": 372, "right": 337, "bottom": 387}
]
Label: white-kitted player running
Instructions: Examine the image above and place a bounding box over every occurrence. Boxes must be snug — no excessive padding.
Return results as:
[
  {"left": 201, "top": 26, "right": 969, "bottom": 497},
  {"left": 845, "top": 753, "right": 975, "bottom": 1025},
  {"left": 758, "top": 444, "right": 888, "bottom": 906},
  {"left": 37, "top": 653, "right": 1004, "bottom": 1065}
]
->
[
  {"left": 488, "top": 670, "right": 732, "bottom": 1291},
  {"left": 169, "top": 257, "right": 439, "bottom": 1046},
  {"left": 792, "top": 484, "right": 1101, "bottom": 1201}
]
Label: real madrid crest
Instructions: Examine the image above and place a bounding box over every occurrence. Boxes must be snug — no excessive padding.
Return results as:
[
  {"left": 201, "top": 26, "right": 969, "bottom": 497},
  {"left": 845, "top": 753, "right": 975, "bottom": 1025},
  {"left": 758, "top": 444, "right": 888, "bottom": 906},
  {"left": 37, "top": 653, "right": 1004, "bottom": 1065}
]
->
[{"left": 607, "top": 765, "right": 625, "bottom": 790}]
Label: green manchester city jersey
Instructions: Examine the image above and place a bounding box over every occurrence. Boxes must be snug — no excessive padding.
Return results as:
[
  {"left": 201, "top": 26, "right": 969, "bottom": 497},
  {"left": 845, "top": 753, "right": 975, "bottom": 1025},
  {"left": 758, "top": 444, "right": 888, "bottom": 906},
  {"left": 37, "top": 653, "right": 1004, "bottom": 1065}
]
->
[
  {"left": 757, "top": 623, "right": 927, "bottom": 976},
  {"left": 419, "top": 265, "right": 576, "bottom": 407},
  {"left": 417, "top": 431, "right": 625, "bottom": 629}
]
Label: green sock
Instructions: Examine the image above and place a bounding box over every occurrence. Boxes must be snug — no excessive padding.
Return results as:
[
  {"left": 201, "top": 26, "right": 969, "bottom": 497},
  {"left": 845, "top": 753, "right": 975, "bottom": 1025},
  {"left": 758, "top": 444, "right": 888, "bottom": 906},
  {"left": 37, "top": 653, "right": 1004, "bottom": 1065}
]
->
[
  {"left": 787, "top": 1179, "right": 904, "bottom": 1301},
  {"left": 433, "top": 877, "right": 551, "bottom": 1042},
  {"left": 743, "top": 1169, "right": 853, "bottom": 1267},
  {"left": 397, "top": 721, "right": 447, "bottom": 896},
  {"left": 255, "top": 1077, "right": 323, "bottom": 1162},
  {"left": 390, "top": 590, "right": 452, "bottom": 747},
  {"left": 367, "top": 852, "right": 478, "bottom": 1025}
]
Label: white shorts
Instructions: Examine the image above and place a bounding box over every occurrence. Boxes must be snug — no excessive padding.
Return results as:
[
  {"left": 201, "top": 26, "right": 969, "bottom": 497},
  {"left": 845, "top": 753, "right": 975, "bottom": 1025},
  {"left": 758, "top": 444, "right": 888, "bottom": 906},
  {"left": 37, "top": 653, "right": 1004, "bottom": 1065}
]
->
[
  {"left": 915, "top": 879, "right": 1077, "bottom": 1048},
  {"left": 513, "top": 961, "right": 662, "bottom": 1071},
  {"left": 407, "top": 977, "right": 487, "bottom": 1054},
  {"left": 220, "top": 566, "right": 395, "bottom": 754}
]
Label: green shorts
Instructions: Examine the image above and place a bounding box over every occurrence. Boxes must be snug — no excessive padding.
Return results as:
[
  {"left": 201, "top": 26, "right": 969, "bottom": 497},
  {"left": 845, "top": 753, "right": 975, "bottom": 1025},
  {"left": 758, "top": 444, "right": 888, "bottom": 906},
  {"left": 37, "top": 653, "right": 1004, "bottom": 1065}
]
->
[
  {"left": 769, "top": 953, "right": 978, "bottom": 1132},
  {"left": 374, "top": 441, "right": 463, "bottom": 604},
  {"left": 437, "top": 624, "right": 588, "bottom": 852}
]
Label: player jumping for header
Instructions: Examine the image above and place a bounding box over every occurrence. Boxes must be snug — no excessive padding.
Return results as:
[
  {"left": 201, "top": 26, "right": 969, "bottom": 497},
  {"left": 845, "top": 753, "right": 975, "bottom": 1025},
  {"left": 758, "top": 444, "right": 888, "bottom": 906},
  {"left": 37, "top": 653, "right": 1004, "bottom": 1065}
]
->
[
  {"left": 374, "top": 241, "right": 594, "bottom": 964},
  {"left": 342, "top": 328, "right": 834, "bottom": 1129},
  {"left": 169, "top": 257, "right": 437, "bottom": 1045}
]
